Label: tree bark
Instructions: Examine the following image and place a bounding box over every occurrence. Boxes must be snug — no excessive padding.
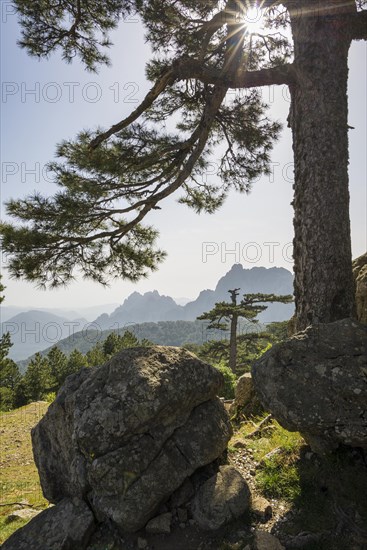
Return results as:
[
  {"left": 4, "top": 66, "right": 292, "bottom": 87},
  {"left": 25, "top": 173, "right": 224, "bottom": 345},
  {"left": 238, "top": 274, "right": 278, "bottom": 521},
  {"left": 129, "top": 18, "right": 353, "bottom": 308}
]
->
[
  {"left": 350, "top": 9, "right": 367, "bottom": 40},
  {"left": 289, "top": 2, "right": 357, "bottom": 331},
  {"left": 229, "top": 312, "right": 238, "bottom": 373}
]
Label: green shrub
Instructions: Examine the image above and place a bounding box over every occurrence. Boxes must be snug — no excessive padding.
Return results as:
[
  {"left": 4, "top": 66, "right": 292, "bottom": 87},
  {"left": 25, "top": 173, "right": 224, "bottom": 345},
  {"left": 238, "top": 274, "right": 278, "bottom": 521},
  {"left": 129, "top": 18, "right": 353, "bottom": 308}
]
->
[
  {"left": 214, "top": 361, "right": 237, "bottom": 399},
  {"left": 44, "top": 392, "right": 56, "bottom": 403},
  {"left": 0, "top": 386, "right": 15, "bottom": 411},
  {"left": 256, "top": 455, "right": 301, "bottom": 501}
]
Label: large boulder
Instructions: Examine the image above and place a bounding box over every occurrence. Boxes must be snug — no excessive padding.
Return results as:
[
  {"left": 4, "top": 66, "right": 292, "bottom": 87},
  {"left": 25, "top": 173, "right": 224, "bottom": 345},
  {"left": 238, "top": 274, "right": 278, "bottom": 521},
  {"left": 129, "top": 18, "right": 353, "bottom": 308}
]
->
[
  {"left": 252, "top": 319, "right": 367, "bottom": 453},
  {"left": 353, "top": 253, "right": 367, "bottom": 324},
  {"left": 2, "top": 498, "right": 95, "bottom": 550},
  {"left": 192, "top": 465, "right": 251, "bottom": 530},
  {"left": 32, "top": 346, "right": 232, "bottom": 532}
]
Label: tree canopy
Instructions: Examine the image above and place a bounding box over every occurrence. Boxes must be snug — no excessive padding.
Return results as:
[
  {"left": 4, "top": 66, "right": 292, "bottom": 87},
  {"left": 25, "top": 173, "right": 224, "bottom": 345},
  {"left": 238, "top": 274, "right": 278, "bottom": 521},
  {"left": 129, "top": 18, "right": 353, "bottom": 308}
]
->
[
  {"left": 198, "top": 290, "right": 293, "bottom": 371},
  {"left": 1, "top": 0, "right": 366, "bottom": 328}
]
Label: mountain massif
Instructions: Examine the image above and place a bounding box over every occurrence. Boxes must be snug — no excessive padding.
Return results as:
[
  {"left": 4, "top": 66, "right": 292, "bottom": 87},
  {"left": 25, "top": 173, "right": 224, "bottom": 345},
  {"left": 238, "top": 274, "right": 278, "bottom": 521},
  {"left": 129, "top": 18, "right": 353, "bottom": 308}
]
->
[
  {"left": 95, "top": 264, "right": 294, "bottom": 329},
  {"left": 2, "top": 265, "right": 294, "bottom": 361}
]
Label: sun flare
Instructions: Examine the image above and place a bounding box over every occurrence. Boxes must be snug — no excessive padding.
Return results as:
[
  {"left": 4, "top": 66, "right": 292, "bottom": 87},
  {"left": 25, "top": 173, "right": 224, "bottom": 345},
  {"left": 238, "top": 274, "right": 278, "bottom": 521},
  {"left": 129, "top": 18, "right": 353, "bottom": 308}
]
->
[{"left": 243, "top": 6, "right": 265, "bottom": 34}]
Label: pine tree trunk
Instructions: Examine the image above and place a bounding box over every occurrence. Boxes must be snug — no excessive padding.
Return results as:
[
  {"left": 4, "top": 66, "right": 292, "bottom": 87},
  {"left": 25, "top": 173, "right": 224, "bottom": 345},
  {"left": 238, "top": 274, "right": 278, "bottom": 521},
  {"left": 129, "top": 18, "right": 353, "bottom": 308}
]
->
[
  {"left": 229, "top": 313, "right": 238, "bottom": 373},
  {"left": 289, "top": 5, "right": 356, "bottom": 331}
]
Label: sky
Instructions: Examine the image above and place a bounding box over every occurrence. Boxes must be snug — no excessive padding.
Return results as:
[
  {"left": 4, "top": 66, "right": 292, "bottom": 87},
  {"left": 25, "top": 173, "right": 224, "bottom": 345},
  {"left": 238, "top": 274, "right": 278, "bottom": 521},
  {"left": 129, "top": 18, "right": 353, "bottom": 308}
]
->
[{"left": 0, "top": 4, "right": 366, "bottom": 309}]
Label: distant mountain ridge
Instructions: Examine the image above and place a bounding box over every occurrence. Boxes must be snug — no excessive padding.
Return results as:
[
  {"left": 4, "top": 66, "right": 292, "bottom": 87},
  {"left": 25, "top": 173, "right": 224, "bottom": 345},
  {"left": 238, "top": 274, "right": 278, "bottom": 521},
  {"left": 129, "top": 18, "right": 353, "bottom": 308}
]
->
[
  {"left": 96, "top": 290, "right": 179, "bottom": 327},
  {"left": 1, "top": 310, "right": 88, "bottom": 361},
  {"left": 2, "top": 264, "right": 294, "bottom": 362},
  {"left": 0, "top": 303, "right": 119, "bottom": 323},
  {"left": 95, "top": 264, "right": 294, "bottom": 330}
]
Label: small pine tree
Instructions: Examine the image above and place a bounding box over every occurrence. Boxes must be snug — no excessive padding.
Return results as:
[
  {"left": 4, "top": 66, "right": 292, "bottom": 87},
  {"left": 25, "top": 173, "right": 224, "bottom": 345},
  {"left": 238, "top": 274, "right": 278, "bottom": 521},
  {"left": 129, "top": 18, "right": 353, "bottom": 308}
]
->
[
  {"left": 118, "top": 330, "right": 140, "bottom": 349},
  {"left": 47, "top": 346, "right": 69, "bottom": 388},
  {"left": 23, "top": 353, "right": 52, "bottom": 402},
  {"left": 0, "top": 276, "right": 21, "bottom": 410},
  {"left": 102, "top": 330, "right": 142, "bottom": 358},
  {"left": 86, "top": 343, "right": 106, "bottom": 367},
  {"left": 103, "top": 332, "right": 122, "bottom": 357},
  {"left": 67, "top": 349, "right": 89, "bottom": 372},
  {"left": 13, "top": 379, "right": 29, "bottom": 409},
  {"left": 0, "top": 387, "right": 16, "bottom": 411},
  {"left": 198, "top": 291, "right": 293, "bottom": 373},
  {"left": 0, "top": 346, "right": 21, "bottom": 391}
]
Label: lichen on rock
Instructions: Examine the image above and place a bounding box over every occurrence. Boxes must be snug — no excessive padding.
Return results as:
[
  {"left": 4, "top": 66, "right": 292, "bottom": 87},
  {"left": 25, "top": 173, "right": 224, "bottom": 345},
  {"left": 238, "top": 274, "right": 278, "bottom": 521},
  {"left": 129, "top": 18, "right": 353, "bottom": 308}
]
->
[
  {"left": 32, "top": 346, "right": 233, "bottom": 532},
  {"left": 252, "top": 319, "right": 367, "bottom": 453}
]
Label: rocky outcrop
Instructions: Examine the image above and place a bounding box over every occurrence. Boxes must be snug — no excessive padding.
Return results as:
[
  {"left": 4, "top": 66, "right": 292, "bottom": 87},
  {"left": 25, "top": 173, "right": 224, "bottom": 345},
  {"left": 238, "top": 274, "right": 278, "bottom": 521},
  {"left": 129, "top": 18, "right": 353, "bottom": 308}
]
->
[
  {"left": 145, "top": 512, "right": 172, "bottom": 534},
  {"left": 192, "top": 465, "right": 251, "bottom": 530},
  {"left": 229, "top": 373, "right": 264, "bottom": 418},
  {"left": 32, "top": 346, "right": 232, "bottom": 532},
  {"left": 2, "top": 498, "right": 95, "bottom": 550},
  {"left": 353, "top": 253, "right": 367, "bottom": 324},
  {"left": 253, "top": 531, "right": 285, "bottom": 550},
  {"left": 252, "top": 319, "right": 367, "bottom": 453},
  {"left": 251, "top": 495, "right": 272, "bottom": 523}
]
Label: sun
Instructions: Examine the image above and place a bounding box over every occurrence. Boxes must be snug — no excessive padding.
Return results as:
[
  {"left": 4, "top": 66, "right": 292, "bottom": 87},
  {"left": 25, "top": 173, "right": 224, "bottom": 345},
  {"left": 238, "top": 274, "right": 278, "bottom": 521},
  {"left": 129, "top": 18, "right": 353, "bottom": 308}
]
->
[{"left": 243, "top": 6, "right": 265, "bottom": 34}]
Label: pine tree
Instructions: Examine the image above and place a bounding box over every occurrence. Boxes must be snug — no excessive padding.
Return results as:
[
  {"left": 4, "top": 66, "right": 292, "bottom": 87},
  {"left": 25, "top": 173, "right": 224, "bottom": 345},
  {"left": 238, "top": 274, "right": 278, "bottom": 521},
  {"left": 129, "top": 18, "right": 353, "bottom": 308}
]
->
[
  {"left": 0, "top": 335, "right": 22, "bottom": 410},
  {"left": 103, "top": 332, "right": 122, "bottom": 357},
  {"left": 198, "top": 291, "right": 293, "bottom": 372},
  {"left": 47, "top": 346, "right": 69, "bottom": 388},
  {"left": 0, "top": 277, "right": 12, "bottom": 363},
  {"left": 0, "top": 332, "right": 21, "bottom": 389},
  {"left": 102, "top": 330, "right": 141, "bottom": 358},
  {"left": 1, "top": 1, "right": 366, "bottom": 329},
  {"left": 0, "top": 277, "right": 21, "bottom": 410},
  {"left": 67, "top": 349, "right": 89, "bottom": 372},
  {"left": 12, "top": 380, "right": 28, "bottom": 408},
  {"left": 23, "top": 353, "right": 52, "bottom": 402},
  {"left": 86, "top": 343, "right": 106, "bottom": 367}
]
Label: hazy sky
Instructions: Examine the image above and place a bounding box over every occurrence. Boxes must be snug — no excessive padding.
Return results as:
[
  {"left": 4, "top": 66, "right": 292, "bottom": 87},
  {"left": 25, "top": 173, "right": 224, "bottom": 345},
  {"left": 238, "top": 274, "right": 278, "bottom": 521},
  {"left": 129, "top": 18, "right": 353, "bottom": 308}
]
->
[{"left": 1, "top": 5, "right": 366, "bottom": 309}]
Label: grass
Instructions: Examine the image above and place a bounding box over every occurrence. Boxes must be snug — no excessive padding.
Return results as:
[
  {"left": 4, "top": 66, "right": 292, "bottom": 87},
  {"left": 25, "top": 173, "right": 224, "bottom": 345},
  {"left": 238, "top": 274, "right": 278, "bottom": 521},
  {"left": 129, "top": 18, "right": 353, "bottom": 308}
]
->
[
  {"left": 2, "top": 403, "right": 367, "bottom": 549},
  {"left": 230, "top": 414, "right": 367, "bottom": 549},
  {"left": 230, "top": 414, "right": 304, "bottom": 501},
  {"left": 256, "top": 458, "right": 300, "bottom": 501},
  {"left": 0, "top": 402, "right": 50, "bottom": 544}
]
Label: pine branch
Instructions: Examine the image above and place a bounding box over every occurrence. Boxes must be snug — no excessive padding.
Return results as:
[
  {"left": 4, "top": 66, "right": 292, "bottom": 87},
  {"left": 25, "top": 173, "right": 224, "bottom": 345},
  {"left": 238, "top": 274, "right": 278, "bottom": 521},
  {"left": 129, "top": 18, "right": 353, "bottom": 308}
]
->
[
  {"left": 195, "top": 9, "right": 228, "bottom": 38},
  {"left": 90, "top": 68, "right": 176, "bottom": 148},
  {"left": 3, "top": 2, "right": 290, "bottom": 286},
  {"left": 91, "top": 60, "right": 294, "bottom": 149},
  {"left": 14, "top": 0, "right": 132, "bottom": 71},
  {"left": 3, "top": 12, "right": 250, "bottom": 286},
  {"left": 165, "top": 59, "right": 295, "bottom": 90}
]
